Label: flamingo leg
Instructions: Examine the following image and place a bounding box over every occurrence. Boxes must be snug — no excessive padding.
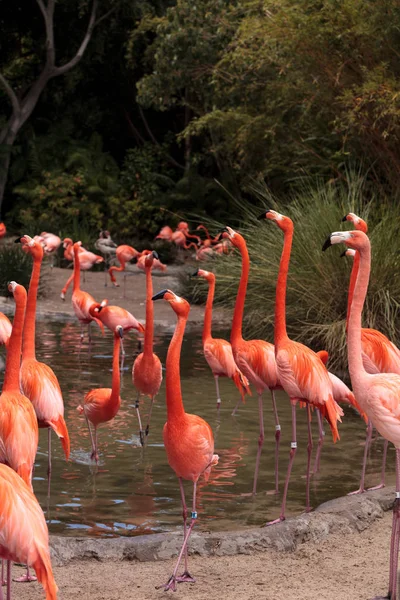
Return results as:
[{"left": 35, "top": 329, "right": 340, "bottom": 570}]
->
[
  {"left": 305, "top": 404, "right": 313, "bottom": 513},
  {"left": 94, "top": 428, "right": 99, "bottom": 464},
  {"left": 231, "top": 397, "right": 241, "bottom": 417},
  {"left": 123, "top": 274, "right": 127, "bottom": 298},
  {"left": 214, "top": 375, "right": 222, "bottom": 414},
  {"left": 47, "top": 428, "right": 52, "bottom": 477},
  {"left": 368, "top": 438, "right": 389, "bottom": 491},
  {"left": 267, "top": 402, "right": 297, "bottom": 525},
  {"left": 88, "top": 322, "right": 92, "bottom": 345},
  {"left": 312, "top": 409, "right": 325, "bottom": 474},
  {"left": 80, "top": 324, "right": 84, "bottom": 343},
  {"left": 144, "top": 397, "right": 155, "bottom": 441},
  {"left": 0, "top": 565, "right": 3, "bottom": 600},
  {"left": 161, "top": 481, "right": 198, "bottom": 591},
  {"left": 135, "top": 392, "right": 144, "bottom": 446},
  {"left": 175, "top": 478, "right": 195, "bottom": 583},
  {"left": 252, "top": 392, "right": 265, "bottom": 496},
  {"left": 6, "top": 562, "right": 10, "bottom": 599},
  {"left": 84, "top": 409, "right": 96, "bottom": 460},
  {"left": 271, "top": 390, "right": 281, "bottom": 494},
  {"left": 348, "top": 420, "right": 372, "bottom": 495}
]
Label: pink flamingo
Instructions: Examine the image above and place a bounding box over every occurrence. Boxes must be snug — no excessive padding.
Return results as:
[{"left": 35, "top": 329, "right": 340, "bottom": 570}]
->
[
  {"left": 132, "top": 251, "right": 163, "bottom": 445},
  {"left": 136, "top": 249, "right": 167, "bottom": 272},
  {"left": 192, "top": 268, "right": 251, "bottom": 413},
  {"left": 18, "top": 235, "right": 70, "bottom": 477},
  {"left": 77, "top": 326, "right": 123, "bottom": 463},
  {"left": 342, "top": 212, "right": 400, "bottom": 493},
  {"left": 220, "top": 227, "right": 281, "bottom": 495},
  {"left": 89, "top": 303, "right": 144, "bottom": 356},
  {"left": 71, "top": 242, "right": 105, "bottom": 342},
  {"left": 323, "top": 228, "right": 400, "bottom": 600},
  {"left": 152, "top": 289, "right": 218, "bottom": 591},
  {"left": 40, "top": 232, "right": 61, "bottom": 268},
  {"left": 0, "top": 313, "right": 11, "bottom": 347},
  {"left": 155, "top": 226, "right": 173, "bottom": 241},
  {"left": 0, "top": 223, "right": 6, "bottom": 238},
  {"left": 60, "top": 248, "right": 103, "bottom": 300},
  {"left": 259, "top": 210, "right": 342, "bottom": 523},
  {"left": 108, "top": 245, "right": 140, "bottom": 291},
  {"left": 0, "top": 464, "right": 57, "bottom": 599}
]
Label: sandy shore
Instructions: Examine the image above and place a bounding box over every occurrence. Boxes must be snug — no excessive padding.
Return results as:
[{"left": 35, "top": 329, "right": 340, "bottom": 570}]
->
[{"left": 12, "top": 508, "right": 391, "bottom": 599}]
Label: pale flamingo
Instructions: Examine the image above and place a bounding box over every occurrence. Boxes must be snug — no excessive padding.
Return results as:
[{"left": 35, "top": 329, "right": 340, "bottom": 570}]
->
[
  {"left": 94, "top": 230, "right": 117, "bottom": 285},
  {"left": 77, "top": 326, "right": 123, "bottom": 463},
  {"left": 18, "top": 235, "right": 70, "bottom": 477},
  {"left": 71, "top": 242, "right": 105, "bottom": 342},
  {"left": 0, "top": 464, "right": 57, "bottom": 599},
  {"left": 0, "top": 314, "right": 11, "bottom": 347},
  {"left": 89, "top": 303, "right": 144, "bottom": 356},
  {"left": 155, "top": 226, "right": 173, "bottom": 241},
  {"left": 109, "top": 244, "right": 140, "bottom": 291},
  {"left": 60, "top": 248, "right": 103, "bottom": 300},
  {"left": 132, "top": 251, "right": 163, "bottom": 445},
  {"left": 342, "top": 212, "right": 400, "bottom": 493},
  {"left": 259, "top": 210, "right": 342, "bottom": 522},
  {"left": 323, "top": 228, "right": 400, "bottom": 600},
  {"left": 152, "top": 289, "right": 218, "bottom": 591},
  {"left": 136, "top": 249, "right": 167, "bottom": 272},
  {"left": 192, "top": 268, "right": 251, "bottom": 413},
  {"left": 220, "top": 226, "right": 281, "bottom": 495},
  {"left": 39, "top": 232, "right": 61, "bottom": 268}
]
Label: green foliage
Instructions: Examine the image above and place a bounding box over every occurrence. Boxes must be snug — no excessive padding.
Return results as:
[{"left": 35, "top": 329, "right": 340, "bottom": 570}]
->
[
  {"left": 0, "top": 244, "right": 47, "bottom": 298},
  {"left": 182, "top": 174, "right": 400, "bottom": 372}
]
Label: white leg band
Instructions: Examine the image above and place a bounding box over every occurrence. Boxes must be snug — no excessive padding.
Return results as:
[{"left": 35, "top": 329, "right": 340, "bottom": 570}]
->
[
  {"left": 291, "top": 442, "right": 297, "bottom": 449},
  {"left": 275, "top": 425, "right": 281, "bottom": 431}
]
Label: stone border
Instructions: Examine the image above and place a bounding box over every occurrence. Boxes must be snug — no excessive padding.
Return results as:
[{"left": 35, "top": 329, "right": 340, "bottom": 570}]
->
[{"left": 50, "top": 487, "right": 394, "bottom": 566}]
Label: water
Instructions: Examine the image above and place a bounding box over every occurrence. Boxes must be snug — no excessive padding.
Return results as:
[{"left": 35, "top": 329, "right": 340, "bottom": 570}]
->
[{"left": 14, "top": 321, "right": 394, "bottom": 538}]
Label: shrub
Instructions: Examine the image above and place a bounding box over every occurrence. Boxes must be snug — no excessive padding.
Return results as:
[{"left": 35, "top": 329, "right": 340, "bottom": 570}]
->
[
  {"left": 0, "top": 244, "right": 47, "bottom": 298},
  {"left": 182, "top": 175, "right": 400, "bottom": 372}
]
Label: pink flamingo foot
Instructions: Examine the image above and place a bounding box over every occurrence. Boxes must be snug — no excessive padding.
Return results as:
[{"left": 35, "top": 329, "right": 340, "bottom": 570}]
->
[
  {"left": 176, "top": 571, "right": 196, "bottom": 584},
  {"left": 367, "top": 483, "right": 385, "bottom": 491},
  {"left": 157, "top": 575, "right": 177, "bottom": 592},
  {"left": 347, "top": 488, "right": 365, "bottom": 496},
  {"left": 265, "top": 516, "right": 285, "bottom": 526},
  {"left": 13, "top": 573, "right": 37, "bottom": 583},
  {"left": 266, "top": 488, "right": 279, "bottom": 496},
  {"left": 90, "top": 451, "right": 99, "bottom": 463}
]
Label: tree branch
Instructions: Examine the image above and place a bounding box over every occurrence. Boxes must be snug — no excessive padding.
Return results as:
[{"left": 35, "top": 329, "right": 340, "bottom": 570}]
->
[
  {"left": 138, "top": 106, "right": 185, "bottom": 170},
  {"left": 52, "top": 0, "right": 99, "bottom": 76},
  {"left": 0, "top": 74, "right": 21, "bottom": 116}
]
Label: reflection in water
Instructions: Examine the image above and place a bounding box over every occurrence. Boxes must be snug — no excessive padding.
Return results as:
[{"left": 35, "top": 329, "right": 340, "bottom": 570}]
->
[{"left": 6, "top": 320, "right": 392, "bottom": 538}]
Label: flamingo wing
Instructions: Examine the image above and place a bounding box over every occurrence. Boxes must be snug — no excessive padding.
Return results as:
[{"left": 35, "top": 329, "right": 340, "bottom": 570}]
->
[
  {"left": 365, "top": 374, "right": 400, "bottom": 446},
  {"left": 235, "top": 340, "right": 279, "bottom": 390},
  {"left": 204, "top": 339, "right": 236, "bottom": 377},
  {"left": 361, "top": 328, "right": 400, "bottom": 375}
]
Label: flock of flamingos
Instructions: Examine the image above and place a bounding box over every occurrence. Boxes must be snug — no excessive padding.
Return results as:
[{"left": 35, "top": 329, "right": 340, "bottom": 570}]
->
[{"left": 0, "top": 210, "right": 399, "bottom": 599}]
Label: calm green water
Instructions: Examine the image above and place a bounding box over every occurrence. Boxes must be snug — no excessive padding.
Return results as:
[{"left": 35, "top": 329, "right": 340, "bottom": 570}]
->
[{"left": 11, "top": 321, "right": 394, "bottom": 538}]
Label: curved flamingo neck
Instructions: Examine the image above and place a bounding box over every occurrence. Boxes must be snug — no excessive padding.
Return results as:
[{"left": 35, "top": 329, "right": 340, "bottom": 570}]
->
[
  {"left": 23, "top": 256, "right": 42, "bottom": 360},
  {"left": 109, "top": 261, "right": 125, "bottom": 284},
  {"left": 73, "top": 246, "right": 81, "bottom": 292},
  {"left": 346, "top": 252, "right": 360, "bottom": 331},
  {"left": 231, "top": 238, "right": 249, "bottom": 346},
  {"left": 3, "top": 290, "right": 26, "bottom": 392},
  {"left": 203, "top": 277, "right": 215, "bottom": 343},
  {"left": 143, "top": 266, "right": 154, "bottom": 358},
  {"left": 347, "top": 243, "right": 370, "bottom": 384},
  {"left": 110, "top": 333, "right": 121, "bottom": 403},
  {"left": 166, "top": 313, "right": 187, "bottom": 422},
  {"left": 275, "top": 225, "right": 293, "bottom": 346}
]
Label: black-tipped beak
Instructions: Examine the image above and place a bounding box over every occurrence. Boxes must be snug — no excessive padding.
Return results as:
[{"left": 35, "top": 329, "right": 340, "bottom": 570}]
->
[
  {"left": 322, "top": 236, "right": 332, "bottom": 251},
  {"left": 341, "top": 215, "right": 348, "bottom": 222},
  {"left": 257, "top": 210, "right": 271, "bottom": 220},
  {"left": 14, "top": 237, "right": 22, "bottom": 243},
  {"left": 340, "top": 250, "right": 348, "bottom": 258},
  {"left": 191, "top": 269, "right": 199, "bottom": 277},
  {"left": 152, "top": 289, "right": 168, "bottom": 301},
  {"left": 97, "top": 305, "right": 104, "bottom": 313},
  {"left": 152, "top": 250, "right": 159, "bottom": 259}
]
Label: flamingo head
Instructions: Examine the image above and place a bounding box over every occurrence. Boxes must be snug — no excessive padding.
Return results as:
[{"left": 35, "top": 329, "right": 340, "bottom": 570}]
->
[
  {"left": 217, "top": 226, "right": 244, "bottom": 249},
  {"left": 144, "top": 250, "right": 158, "bottom": 268},
  {"left": 152, "top": 288, "right": 190, "bottom": 317},
  {"left": 8, "top": 281, "right": 26, "bottom": 303},
  {"left": 115, "top": 325, "right": 124, "bottom": 338},
  {"left": 257, "top": 210, "right": 293, "bottom": 232},
  {"left": 177, "top": 221, "right": 189, "bottom": 231},
  {"left": 342, "top": 213, "right": 368, "bottom": 233},
  {"left": 63, "top": 237, "right": 73, "bottom": 248},
  {"left": 340, "top": 248, "right": 356, "bottom": 259},
  {"left": 16, "top": 234, "right": 44, "bottom": 260},
  {"left": 322, "top": 230, "right": 369, "bottom": 252},
  {"left": 192, "top": 268, "right": 215, "bottom": 283}
]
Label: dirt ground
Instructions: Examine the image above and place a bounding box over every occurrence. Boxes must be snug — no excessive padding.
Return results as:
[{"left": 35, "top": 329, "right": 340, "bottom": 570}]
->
[
  {"left": 0, "top": 264, "right": 227, "bottom": 328},
  {"left": 10, "top": 509, "right": 392, "bottom": 599}
]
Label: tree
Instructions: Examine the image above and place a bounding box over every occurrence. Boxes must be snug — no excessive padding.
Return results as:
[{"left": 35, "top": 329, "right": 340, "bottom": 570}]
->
[{"left": 0, "top": 0, "right": 116, "bottom": 214}]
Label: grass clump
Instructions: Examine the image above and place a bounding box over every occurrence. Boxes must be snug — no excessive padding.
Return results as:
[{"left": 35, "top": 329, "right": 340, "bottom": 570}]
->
[
  {"left": 182, "top": 176, "right": 400, "bottom": 373},
  {"left": 0, "top": 243, "right": 47, "bottom": 298}
]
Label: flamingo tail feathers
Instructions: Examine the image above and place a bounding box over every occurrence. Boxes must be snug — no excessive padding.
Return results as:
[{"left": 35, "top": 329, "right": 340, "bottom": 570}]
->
[
  {"left": 16, "top": 464, "right": 33, "bottom": 491},
  {"left": 33, "top": 554, "right": 58, "bottom": 600},
  {"left": 231, "top": 370, "right": 251, "bottom": 402},
  {"left": 49, "top": 415, "right": 70, "bottom": 460},
  {"left": 320, "top": 396, "right": 342, "bottom": 443}
]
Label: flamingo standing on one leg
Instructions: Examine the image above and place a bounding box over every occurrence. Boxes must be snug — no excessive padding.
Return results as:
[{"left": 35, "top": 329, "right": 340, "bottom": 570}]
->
[
  {"left": 192, "top": 268, "right": 251, "bottom": 413},
  {"left": 17, "top": 235, "right": 70, "bottom": 478},
  {"left": 108, "top": 245, "right": 140, "bottom": 291},
  {"left": 132, "top": 251, "right": 163, "bottom": 445},
  {"left": 0, "top": 464, "right": 57, "bottom": 600},
  {"left": 323, "top": 228, "right": 400, "bottom": 600},
  {"left": 341, "top": 212, "right": 400, "bottom": 493},
  {"left": 95, "top": 230, "right": 117, "bottom": 286},
  {"left": 60, "top": 248, "right": 103, "bottom": 300},
  {"left": 152, "top": 289, "right": 218, "bottom": 591},
  {"left": 77, "top": 326, "right": 123, "bottom": 463},
  {"left": 0, "top": 282, "right": 39, "bottom": 585},
  {"left": 219, "top": 227, "right": 281, "bottom": 495},
  {"left": 71, "top": 242, "right": 105, "bottom": 343},
  {"left": 259, "top": 210, "right": 342, "bottom": 523}
]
